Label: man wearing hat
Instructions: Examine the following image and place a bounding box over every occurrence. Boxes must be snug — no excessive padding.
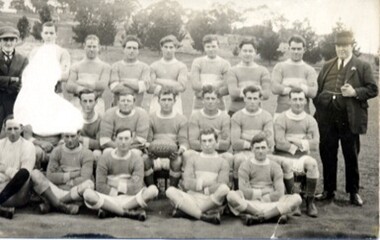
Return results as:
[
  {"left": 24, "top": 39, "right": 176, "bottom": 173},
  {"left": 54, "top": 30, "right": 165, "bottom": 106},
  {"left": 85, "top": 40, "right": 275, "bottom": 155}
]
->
[
  {"left": 313, "top": 31, "right": 378, "bottom": 206},
  {"left": 0, "top": 26, "right": 28, "bottom": 127}
]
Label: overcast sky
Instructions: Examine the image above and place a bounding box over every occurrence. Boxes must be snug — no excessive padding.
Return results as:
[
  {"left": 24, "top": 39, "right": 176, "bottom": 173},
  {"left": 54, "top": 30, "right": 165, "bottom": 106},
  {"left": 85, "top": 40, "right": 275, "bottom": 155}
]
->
[{"left": 141, "top": 0, "right": 379, "bottom": 54}]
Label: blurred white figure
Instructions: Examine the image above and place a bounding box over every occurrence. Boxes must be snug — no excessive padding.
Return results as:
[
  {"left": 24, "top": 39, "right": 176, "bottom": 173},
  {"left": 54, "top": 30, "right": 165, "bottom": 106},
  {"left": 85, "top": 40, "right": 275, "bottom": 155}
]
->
[{"left": 14, "top": 44, "right": 83, "bottom": 136}]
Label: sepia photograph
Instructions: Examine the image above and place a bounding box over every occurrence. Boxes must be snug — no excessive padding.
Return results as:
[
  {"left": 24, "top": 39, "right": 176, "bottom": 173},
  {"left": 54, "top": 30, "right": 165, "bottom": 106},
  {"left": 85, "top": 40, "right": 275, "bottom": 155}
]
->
[{"left": 0, "top": 0, "right": 378, "bottom": 238}]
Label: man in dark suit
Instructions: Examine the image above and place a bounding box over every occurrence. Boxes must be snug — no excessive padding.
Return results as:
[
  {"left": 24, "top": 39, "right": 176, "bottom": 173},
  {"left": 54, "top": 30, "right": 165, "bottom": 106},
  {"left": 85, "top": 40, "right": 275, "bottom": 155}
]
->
[
  {"left": 0, "top": 26, "right": 28, "bottom": 127},
  {"left": 313, "top": 31, "right": 378, "bottom": 206}
]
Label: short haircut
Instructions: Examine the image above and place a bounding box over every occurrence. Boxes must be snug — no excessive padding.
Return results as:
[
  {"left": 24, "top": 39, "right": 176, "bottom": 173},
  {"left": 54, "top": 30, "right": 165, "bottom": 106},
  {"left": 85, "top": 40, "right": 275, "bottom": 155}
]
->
[
  {"left": 118, "top": 90, "right": 136, "bottom": 101},
  {"left": 158, "top": 87, "right": 178, "bottom": 99},
  {"left": 199, "top": 128, "right": 218, "bottom": 142},
  {"left": 115, "top": 127, "right": 133, "bottom": 137},
  {"left": 85, "top": 34, "right": 100, "bottom": 44},
  {"left": 122, "top": 35, "right": 142, "bottom": 49},
  {"left": 289, "top": 89, "right": 306, "bottom": 98},
  {"left": 250, "top": 134, "right": 267, "bottom": 148},
  {"left": 202, "top": 34, "right": 219, "bottom": 46},
  {"left": 3, "top": 114, "right": 16, "bottom": 129},
  {"left": 288, "top": 35, "right": 306, "bottom": 48},
  {"left": 160, "top": 35, "right": 179, "bottom": 48},
  {"left": 239, "top": 38, "right": 256, "bottom": 49},
  {"left": 201, "top": 85, "right": 220, "bottom": 98},
  {"left": 42, "top": 21, "right": 57, "bottom": 32},
  {"left": 78, "top": 89, "right": 98, "bottom": 100},
  {"left": 242, "top": 85, "right": 262, "bottom": 97}
]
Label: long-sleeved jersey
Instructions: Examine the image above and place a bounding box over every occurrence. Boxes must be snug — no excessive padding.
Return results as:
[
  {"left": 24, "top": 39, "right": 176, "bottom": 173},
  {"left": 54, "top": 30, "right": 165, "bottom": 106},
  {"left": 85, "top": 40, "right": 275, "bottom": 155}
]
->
[
  {"left": 0, "top": 137, "right": 35, "bottom": 183},
  {"left": 238, "top": 157, "right": 284, "bottom": 202},
  {"left": 274, "top": 109, "right": 319, "bottom": 158},
  {"left": 82, "top": 112, "right": 101, "bottom": 150},
  {"left": 183, "top": 152, "right": 229, "bottom": 194},
  {"left": 148, "top": 111, "right": 188, "bottom": 150},
  {"left": 271, "top": 59, "right": 317, "bottom": 113},
  {"left": 96, "top": 149, "right": 144, "bottom": 196},
  {"left": 231, "top": 108, "right": 274, "bottom": 151},
  {"left": 99, "top": 107, "right": 149, "bottom": 146},
  {"left": 109, "top": 60, "right": 150, "bottom": 106},
  {"left": 46, "top": 144, "right": 94, "bottom": 190},
  {"left": 227, "top": 62, "right": 271, "bottom": 113},
  {"left": 188, "top": 109, "right": 230, "bottom": 152}
]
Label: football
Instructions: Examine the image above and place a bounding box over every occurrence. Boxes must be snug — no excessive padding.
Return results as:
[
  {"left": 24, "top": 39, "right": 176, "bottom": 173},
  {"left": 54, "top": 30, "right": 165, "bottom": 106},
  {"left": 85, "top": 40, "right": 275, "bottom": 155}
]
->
[{"left": 148, "top": 139, "right": 178, "bottom": 158}]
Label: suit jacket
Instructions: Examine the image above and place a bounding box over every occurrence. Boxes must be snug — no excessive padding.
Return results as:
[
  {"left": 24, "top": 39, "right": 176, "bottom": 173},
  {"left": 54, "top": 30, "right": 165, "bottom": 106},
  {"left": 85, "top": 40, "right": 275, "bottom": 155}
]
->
[
  {"left": 314, "top": 56, "right": 378, "bottom": 134},
  {"left": 0, "top": 51, "right": 29, "bottom": 104}
]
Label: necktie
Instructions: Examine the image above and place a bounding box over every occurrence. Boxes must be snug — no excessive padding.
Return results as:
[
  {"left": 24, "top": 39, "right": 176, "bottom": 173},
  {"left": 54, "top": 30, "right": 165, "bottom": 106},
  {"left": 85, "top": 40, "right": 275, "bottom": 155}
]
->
[{"left": 339, "top": 59, "right": 344, "bottom": 71}]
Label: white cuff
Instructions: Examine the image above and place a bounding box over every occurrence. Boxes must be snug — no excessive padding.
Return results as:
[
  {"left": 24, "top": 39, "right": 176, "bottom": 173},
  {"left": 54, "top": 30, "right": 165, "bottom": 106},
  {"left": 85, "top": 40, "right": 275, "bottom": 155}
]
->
[
  {"left": 196, "top": 179, "right": 203, "bottom": 191},
  {"left": 179, "top": 145, "right": 187, "bottom": 152},
  {"left": 82, "top": 137, "right": 90, "bottom": 148},
  {"left": 5, "top": 167, "right": 17, "bottom": 178},
  {"left": 288, "top": 144, "right": 298, "bottom": 155},
  {"left": 63, "top": 172, "right": 71, "bottom": 182},
  {"left": 154, "top": 85, "right": 162, "bottom": 95},
  {"left": 243, "top": 141, "right": 251, "bottom": 150},
  {"left": 282, "top": 87, "right": 291, "bottom": 95},
  {"left": 204, "top": 187, "right": 210, "bottom": 195},
  {"left": 138, "top": 81, "right": 146, "bottom": 93},
  {"left": 300, "top": 84, "right": 308, "bottom": 94},
  {"left": 110, "top": 187, "right": 118, "bottom": 196},
  {"left": 239, "top": 88, "right": 245, "bottom": 98},
  {"left": 100, "top": 137, "right": 112, "bottom": 146},
  {"left": 300, "top": 140, "right": 310, "bottom": 152},
  {"left": 262, "top": 194, "right": 271, "bottom": 202},
  {"left": 117, "top": 181, "right": 128, "bottom": 194},
  {"left": 109, "top": 82, "right": 119, "bottom": 91}
]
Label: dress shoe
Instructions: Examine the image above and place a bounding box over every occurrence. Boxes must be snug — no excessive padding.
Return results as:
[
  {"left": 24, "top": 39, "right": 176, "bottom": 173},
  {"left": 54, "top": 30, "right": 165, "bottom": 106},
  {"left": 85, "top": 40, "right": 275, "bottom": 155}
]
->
[
  {"left": 39, "top": 202, "right": 51, "bottom": 214},
  {"left": 306, "top": 197, "right": 318, "bottom": 218},
  {"left": 350, "top": 193, "right": 363, "bottom": 206},
  {"left": 315, "top": 191, "right": 335, "bottom": 201},
  {"left": 0, "top": 206, "right": 14, "bottom": 219},
  {"left": 172, "top": 208, "right": 187, "bottom": 218},
  {"left": 244, "top": 214, "right": 264, "bottom": 226},
  {"left": 124, "top": 209, "right": 146, "bottom": 221},
  {"left": 200, "top": 212, "right": 221, "bottom": 225}
]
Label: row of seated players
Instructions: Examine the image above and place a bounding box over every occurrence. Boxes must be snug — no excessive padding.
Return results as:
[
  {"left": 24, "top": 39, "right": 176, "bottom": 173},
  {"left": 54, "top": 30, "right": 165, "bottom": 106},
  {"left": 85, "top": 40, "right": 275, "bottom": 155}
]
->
[
  {"left": 0, "top": 84, "right": 319, "bottom": 221},
  {"left": 0, "top": 117, "right": 302, "bottom": 225}
]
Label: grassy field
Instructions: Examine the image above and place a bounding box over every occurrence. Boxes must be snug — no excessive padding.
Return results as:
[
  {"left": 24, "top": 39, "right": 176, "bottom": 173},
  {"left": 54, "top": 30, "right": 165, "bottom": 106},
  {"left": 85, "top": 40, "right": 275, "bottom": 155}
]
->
[{"left": 0, "top": 13, "right": 379, "bottom": 238}]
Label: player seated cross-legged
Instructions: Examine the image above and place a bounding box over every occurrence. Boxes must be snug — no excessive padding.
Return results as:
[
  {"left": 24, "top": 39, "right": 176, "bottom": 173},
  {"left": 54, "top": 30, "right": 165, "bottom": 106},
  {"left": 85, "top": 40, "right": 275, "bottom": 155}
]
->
[
  {"left": 31, "top": 129, "right": 95, "bottom": 215},
  {"left": 231, "top": 85, "right": 274, "bottom": 190},
  {"left": 227, "top": 135, "right": 302, "bottom": 226},
  {"left": 166, "top": 128, "right": 230, "bottom": 225},
  {"left": 83, "top": 128, "right": 158, "bottom": 221},
  {"left": 270, "top": 90, "right": 320, "bottom": 218},
  {"left": 144, "top": 87, "right": 188, "bottom": 188},
  {"left": 183, "top": 85, "right": 233, "bottom": 185}
]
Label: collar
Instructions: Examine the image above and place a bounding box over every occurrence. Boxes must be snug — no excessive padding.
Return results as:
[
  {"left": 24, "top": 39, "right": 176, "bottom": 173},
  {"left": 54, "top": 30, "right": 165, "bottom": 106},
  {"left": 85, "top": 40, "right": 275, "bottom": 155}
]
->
[
  {"left": 286, "top": 59, "right": 304, "bottom": 65},
  {"left": 117, "top": 108, "right": 135, "bottom": 118},
  {"left": 5, "top": 137, "right": 22, "bottom": 145},
  {"left": 62, "top": 143, "right": 82, "bottom": 153},
  {"left": 83, "top": 112, "right": 99, "bottom": 124},
  {"left": 338, "top": 54, "right": 353, "bottom": 67},
  {"left": 200, "top": 109, "right": 221, "bottom": 119},
  {"left": 123, "top": 60, "right": 139, "bottom": 65},
  {"left": 160, "top": 58, "right": 178, "bottom": 64},
  {"left": 242, "top": 108, "right": 262, "bottom": 116},
  {"left": 205, "top": 55, "right": 220, "bottom": 61},
  {"left": 238, "top": 61, "right": 258, "bottom": 68},
  {"left": 111, "top": 149, "right": 132, "bottom": 160},
  {"left": 250, "top": 157, "right": 269, "bottom": 165},
  {"left": 285, "top": 109, "right": 307, "bottom": 121},
  {"left": 156, "top": 110, "right": 176, "bottom": 119},
  {"left": 200, "top": 152, "right": 218, "bottom": 158},
  {"left": 2, "top": 50, "right": 14, "bottom": 58}
]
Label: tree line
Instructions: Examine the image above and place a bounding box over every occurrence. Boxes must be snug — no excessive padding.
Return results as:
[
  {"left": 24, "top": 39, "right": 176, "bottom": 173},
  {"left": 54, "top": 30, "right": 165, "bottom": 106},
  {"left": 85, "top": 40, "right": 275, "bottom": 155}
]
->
[{"left": 11, "top": 0, "right": 376, "bottom": 65}]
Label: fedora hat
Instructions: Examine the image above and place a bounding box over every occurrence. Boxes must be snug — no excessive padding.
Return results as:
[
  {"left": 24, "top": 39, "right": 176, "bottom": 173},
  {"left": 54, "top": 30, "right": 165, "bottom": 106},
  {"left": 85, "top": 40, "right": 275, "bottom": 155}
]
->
[
  {"left": 334, "top": 31, "right": 355, "bottom": 45},
  {"left": 0, "top": 26, "right": 20, "bottom": 39}
]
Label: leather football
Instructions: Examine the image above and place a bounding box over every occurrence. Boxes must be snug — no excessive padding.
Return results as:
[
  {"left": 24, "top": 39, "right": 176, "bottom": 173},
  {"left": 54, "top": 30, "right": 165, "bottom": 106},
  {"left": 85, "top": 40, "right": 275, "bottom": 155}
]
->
[{"left": 148, "top": 139, "right": 178, "bottom": 158}]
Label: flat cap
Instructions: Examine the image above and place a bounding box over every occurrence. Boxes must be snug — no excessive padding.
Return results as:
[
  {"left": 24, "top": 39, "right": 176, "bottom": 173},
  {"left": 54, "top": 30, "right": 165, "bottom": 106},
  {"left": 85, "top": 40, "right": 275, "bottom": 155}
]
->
[
  {"left": 0, "top": 26, "right": 20, "bottom": 39},
  {"left": 334, "top": 31, "right": 355, "bottom": 45}
]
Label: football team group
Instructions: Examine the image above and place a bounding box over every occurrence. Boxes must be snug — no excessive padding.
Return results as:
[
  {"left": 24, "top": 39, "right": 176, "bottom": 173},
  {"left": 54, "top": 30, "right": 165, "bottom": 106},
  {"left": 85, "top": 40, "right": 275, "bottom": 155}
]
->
[{"left": 0, "top": 20, "right": 377, "bottom": 226}]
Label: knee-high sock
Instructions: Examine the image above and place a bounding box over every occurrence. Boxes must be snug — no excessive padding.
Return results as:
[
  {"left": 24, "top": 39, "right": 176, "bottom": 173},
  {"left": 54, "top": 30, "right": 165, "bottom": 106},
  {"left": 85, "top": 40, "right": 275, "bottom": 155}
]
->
[
  {"left": 284, "top": 177, "right": 294, "bottom": 194},
  {"left": 0, "top": 169, "right": 29, "bottom": 205},
  {"left": 305, "top": 178, "right": 317, "bottom": 197}
]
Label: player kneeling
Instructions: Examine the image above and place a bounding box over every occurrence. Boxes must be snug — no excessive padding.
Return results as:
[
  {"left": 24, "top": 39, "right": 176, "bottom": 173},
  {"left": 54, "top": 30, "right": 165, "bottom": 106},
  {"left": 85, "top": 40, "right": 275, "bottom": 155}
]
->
[
  {"left": 83, "top": 128, "right": 158, "bottom": 221},
  {"left": 227, "top": 136, "right": 302, "bottom": 226},
  {"left": 166, "top": 128, "right": 230, "bottom": 225}
]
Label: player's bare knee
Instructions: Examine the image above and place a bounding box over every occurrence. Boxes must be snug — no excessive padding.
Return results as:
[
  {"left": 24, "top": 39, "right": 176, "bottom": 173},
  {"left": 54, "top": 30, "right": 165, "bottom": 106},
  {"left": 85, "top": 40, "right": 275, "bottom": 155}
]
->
[
  {"left": 170, "top": 158, "right": 182, "bottom": 172},
  {"left": 227, "top": 191, "right": 240, "bottom": 205},
  {"left": 215, "top": 184, "right": 230, "bottom": 197}
]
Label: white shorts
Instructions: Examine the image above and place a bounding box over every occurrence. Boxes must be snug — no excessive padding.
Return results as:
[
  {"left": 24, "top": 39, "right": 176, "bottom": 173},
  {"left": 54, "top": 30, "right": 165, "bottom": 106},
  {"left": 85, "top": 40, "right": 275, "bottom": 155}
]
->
[
  {"left": 49, "top": 182, "right": 70, "bottom": 200},
  {"left": 179, "top": 190, "right": 213, "bottom": 212},
  {"left": 269, "top": 154, "right": 306, "bottom": 174},
  {"left": 85, "top": 189, "right": 144, "bottom": 210}
]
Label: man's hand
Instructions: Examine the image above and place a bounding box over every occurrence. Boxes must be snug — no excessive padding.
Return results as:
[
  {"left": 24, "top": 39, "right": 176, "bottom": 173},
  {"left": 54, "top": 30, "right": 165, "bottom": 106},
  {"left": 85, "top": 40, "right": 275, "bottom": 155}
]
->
[
  {"left": 288, "top": 83, "right": 303, "bottom": 92},
  {"left": 341, "top": 84, "right": 357, "bottom": 97},
  {"left": 70, "top": 170, "right": 81, "bottom": 179},
  {"left": 148, "top": 151, "right": 158, "bottom": 160},
  {"left": 8, "top": 77, "right": 21, "bottom": 92},
  {"left": 169, "top": 151, "right": 179, "bottom": 161}
]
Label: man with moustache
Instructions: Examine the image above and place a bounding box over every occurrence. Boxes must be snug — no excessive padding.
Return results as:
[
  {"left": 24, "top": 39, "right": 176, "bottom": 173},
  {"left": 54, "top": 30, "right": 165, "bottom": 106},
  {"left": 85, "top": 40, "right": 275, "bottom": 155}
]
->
[
  {"left": 313, "top": 31, "right": 378, "bottom": 206},
  {"left": 0, "top": 26, "right": 28, "bottom": 127},
  {"left": 67, "top": 34, "right": 111, "bottom": 115}
]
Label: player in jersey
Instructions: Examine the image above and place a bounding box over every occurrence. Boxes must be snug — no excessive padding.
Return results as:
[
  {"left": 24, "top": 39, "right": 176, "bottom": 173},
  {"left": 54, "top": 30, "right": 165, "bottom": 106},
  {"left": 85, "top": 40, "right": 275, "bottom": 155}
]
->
[
  {"left": 144, "top": 87, "right": 188, "bottom": 188},
  {"left": 227, "top": 135, "right": 302, "bottom": 225},
  {"left": 271, "top": 35, "right": 317, "bottom": 119},
  {"left": 109, "top": 35, "right": 150, "bottom": 107},
  {"left": 231, "top": 85, "right": 273, "bottom": 189},
  {"left": 78, "top": 89, "right": 102, "bottom": 161},
  {"left": 227, "top": 38, "right": 271, "bottom": 116},
  {"left": 66, "top": 34, "right": 111, "bottom": 115},
  {"left": 166, "top": 128, "right": 230, "bottom": 225},
  {"left": 83, "top": 128, "right": 158, "bottom": 220},
  {"left": 270, "top": 90, "right": 319, "bottom": 218},
  {"left": 190, "top": 34, "right": 230, "bottom": 111},
  {"left": 184, "top": 85, "right": 233, "bottom": 185},
  {"left": 31, "top": 130, "right": 95, "bottom": 215},
  {"left": 99, "top": 91, "right": 149, "bottom": 152},
  {"left": 148, "top": 35, "right": 187, "bottom": 114}
]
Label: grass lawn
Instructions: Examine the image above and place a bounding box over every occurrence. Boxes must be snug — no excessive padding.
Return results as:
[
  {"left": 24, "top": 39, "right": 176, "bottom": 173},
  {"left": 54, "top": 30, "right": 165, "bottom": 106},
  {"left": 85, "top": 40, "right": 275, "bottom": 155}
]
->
[{"left": 0, "top": 35, "right": 378, "bottom": 238}]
